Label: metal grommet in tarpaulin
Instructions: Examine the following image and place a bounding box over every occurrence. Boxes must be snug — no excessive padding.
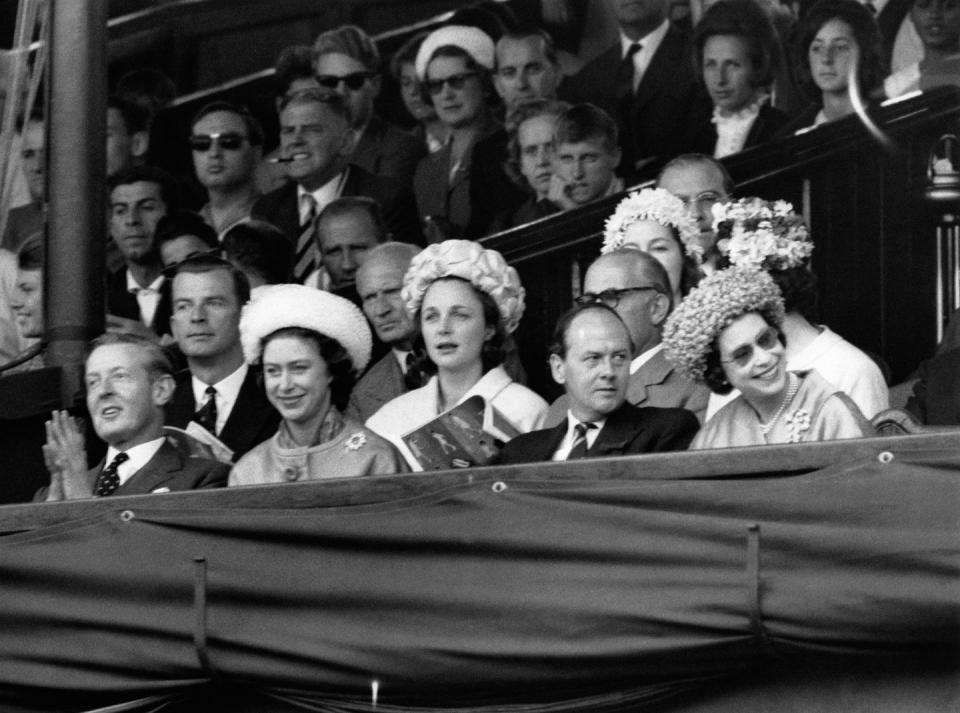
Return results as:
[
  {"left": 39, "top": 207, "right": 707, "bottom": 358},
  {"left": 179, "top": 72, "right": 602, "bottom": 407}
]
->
[
  {"left": 119, "top": 510, "right": 134, "bottom": 522},
  {"left": 193, "top": 557, "right": 217, "bottom": 677},
  {"left": 491, "top": 481, "right": 508, "bottom": 493},
  {"left": 746, "top": 524, "right": 776, "bottom": 658},
  {"left": 878, "top": 451, "right": 894, "bottom": 464}
]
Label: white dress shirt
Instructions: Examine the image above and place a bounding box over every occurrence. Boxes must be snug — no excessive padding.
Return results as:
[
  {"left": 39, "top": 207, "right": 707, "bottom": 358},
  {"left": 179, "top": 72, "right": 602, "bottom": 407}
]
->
[
  {"left": 126, "top": 271, "right": 164, "bottom": 327},
  {"left": 552, "top": 412, "right": 608, "bottom": 461},
  {"left": 106, "top": 437, "right": 166, "bottom": 486},
  {"left": 297, "top": 171, "right": 348, "bottom": 225},
  {"left": 620, "top": 20, "right": 670, "bottom": 91},
  {"left": 192, "top": 362, "right": 248, "bottom": 435}
]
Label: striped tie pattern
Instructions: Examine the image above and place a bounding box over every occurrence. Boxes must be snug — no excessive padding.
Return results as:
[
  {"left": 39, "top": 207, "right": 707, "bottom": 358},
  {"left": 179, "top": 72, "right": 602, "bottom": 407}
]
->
[{"left": 294, "top": 193, "right": 318, "bottom": 283}]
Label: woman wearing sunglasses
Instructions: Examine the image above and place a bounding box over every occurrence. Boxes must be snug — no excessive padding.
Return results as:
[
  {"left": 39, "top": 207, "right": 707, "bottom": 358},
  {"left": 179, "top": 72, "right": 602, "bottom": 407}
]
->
[
  {"left": 663, "top": 267, "right": 873, "bottom": 449},
  {"left": 411, "top": 25, "right": 500, "bottom": 242}
]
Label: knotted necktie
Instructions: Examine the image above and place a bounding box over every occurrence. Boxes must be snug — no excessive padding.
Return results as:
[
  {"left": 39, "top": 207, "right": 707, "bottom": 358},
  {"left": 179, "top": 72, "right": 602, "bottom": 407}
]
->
[
  {"left": 94, "top": 452, "right": 129, "bottom": 497},
  {"left": 616, "top": 42, "right": 642, "bottom": 165},
  {"left": 194, "top": 385, "right": 218, "bottom": 435},
  {"left": 566, "top": 421, "right": 597, "bottom": 460},
  {"left": 294, "top": 193, "right": 318, "bottom": 283},
  {"left": 403, "top": 352, "right": 423, "bottom": 391}
]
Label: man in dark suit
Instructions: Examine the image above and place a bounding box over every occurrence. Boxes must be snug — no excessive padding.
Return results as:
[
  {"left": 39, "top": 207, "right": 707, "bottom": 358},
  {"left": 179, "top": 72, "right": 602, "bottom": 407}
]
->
[
  {"left": 346, "top": 242, "right": 422, "bottom": 422},
  {"left": 545, "top": 250, "right": 709, "bottom": 426},
  {"left": 251, "top": 89, "right": 422, "bottom": 284},
  {"left": 500, "top": 302, "right": 698, "bottom": 464},
  {"left": 105, "top": 165, "right": 180, "bottom": 338},
  {"left": 562, "top": 0, "right": 711, "bottom": 176},
  {"left": 164, "top": 255, "right": 279, "bottom": 460},
  {"left": 39, "top": 334, "right": 228, "bottom": 501}
]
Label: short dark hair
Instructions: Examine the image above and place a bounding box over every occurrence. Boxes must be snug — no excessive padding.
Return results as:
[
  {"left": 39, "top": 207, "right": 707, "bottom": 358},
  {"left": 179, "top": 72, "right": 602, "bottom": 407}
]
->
[
  {"left": 87, "top": 332, "right": 174, "bottom": 379},
  {"left": 17, "top": 233, "right": 44, "bottom": 271},
  {"left": 221, "top": 220, "right": 293, "bottom": 285},
  {"left": 116, "top": 68, "right": 176, "bottom": 118},
  {"left": 154, "top": 210, "right": 218, "bottom": 250},
  {"left": 658, "top": 153, "right": 736, "bottom": 197},
  {"left": 261, "top": 326, "right": 356, "bottom": 412},
  {"left": 389, "top": 31, "right": 429, "bottom": 79},
  {"left": 314, "top": 196, "right": 390, "bottom": 248},
  {"left": 503, "top": 98, "right": 570, "bottom": 189},
  {"left": 770, "top": 264, "right": 818, "bottom": 320},
  {"left": 496, "top": 24, "right": 561, "bottom": 69},
  {"left": 313, "top": 24, "right": 380, "bottom": 72},
  {"left": 274, "top": 45, "right": 315, "bottom": 99},
  {"left": 166, "top": 253, "right": 251, "bottom": 307},
  {"left": 278, "top": 87, "right": 352, "bottom": 126},
  {"left": 549, "top": 302, "right": 633, "bottom": 360},
  {"left": 796, "top": 0, "right": 886, "bottom": 101},
  {"left": 554, "top": 103, "right": 619, "bottom": 154},
  {"left": 693, "top": 0, "right": 783, "bottom": 90},
  {"left": 107, "top": 95, "right": 150, "bottom": 135},
  {"left": 190, "top": 100, "right": 265, "bottom": 147},
  {"left": 107, "top": 165, "right": 181, "bottom": 213},
  {"left": 411, "top": 277, "right": 506, "bottom": 376}
]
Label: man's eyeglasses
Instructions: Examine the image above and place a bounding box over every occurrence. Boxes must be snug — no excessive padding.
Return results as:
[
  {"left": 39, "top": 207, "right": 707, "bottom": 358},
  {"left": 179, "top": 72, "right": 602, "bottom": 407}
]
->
[
  {"left": 315, "top": 72, "right": 375, "bottom": 91},
  {"left": 575, "top": 286, "right": 660, "bottom": 308},
  {"left": 679, "top": 191, "right": 724, "bottom": 214},
  {"left": 188, "top": 132, "right": 248, "bottom": 152},
  {"left": 425, "top": 72, "right": 478, "bottom": 96},
  {"left": 720, "top": 325, "right": 781, "bottom": 366}
]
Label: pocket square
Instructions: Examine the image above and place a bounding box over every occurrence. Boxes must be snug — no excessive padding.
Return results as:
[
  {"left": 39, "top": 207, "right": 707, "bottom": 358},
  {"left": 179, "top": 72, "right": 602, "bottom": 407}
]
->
[{"left": 151, "top": 487, "right": 171, "bottom": 494}]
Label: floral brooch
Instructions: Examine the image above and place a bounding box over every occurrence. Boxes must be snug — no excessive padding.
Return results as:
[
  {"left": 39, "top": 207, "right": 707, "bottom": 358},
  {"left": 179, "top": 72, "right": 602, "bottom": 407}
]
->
[{"left": 345, "top": 432, "right": 368, "bottom": 451}]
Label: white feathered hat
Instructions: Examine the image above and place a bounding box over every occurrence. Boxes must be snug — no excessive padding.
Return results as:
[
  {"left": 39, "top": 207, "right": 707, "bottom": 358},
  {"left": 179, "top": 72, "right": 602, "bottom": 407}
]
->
[
  {"left": 414, "top": 25, "right": 495, "bottom": 81},
  {"left": 239, "top": 284, "right": 372, "bottom": 373}
]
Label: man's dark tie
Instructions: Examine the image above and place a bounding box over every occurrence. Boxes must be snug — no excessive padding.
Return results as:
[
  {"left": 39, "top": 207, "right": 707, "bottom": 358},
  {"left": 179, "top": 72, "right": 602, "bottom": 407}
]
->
[
  {"left": 403, "top": 352, "right": 423, "bottom": 391},
  {"left": 194, "top": 385, "right": 218, "bottom": 435},
  {"left": 94, "top": 452, "right": 129, "bottom": 497},
  {"left": 567, "top": 422, "right": 597, "bottom": 460},
  {"left": 294, "top": 193, "right": 318, "bottom": 283},
  {"left": 616, "top": 42, "right": 642, "bottom": 168}
]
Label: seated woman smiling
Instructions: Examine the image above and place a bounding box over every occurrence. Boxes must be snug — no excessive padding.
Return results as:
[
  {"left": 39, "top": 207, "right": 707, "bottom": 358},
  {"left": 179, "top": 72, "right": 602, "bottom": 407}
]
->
[
  {"left": 662, "top": 267, "right": 874, "bottom": 448},
  {"left": 229, "top": 285, "right": 405, "bottom": 486}
]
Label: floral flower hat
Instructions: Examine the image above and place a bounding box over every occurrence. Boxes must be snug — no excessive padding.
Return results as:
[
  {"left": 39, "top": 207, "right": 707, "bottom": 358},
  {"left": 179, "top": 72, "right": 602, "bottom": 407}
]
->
[
  {"left": 712, "top": 197, "right": 813, "bottom": 271},
  {"left": 602, "top": 187, "right": 703, "bottom": 263}
]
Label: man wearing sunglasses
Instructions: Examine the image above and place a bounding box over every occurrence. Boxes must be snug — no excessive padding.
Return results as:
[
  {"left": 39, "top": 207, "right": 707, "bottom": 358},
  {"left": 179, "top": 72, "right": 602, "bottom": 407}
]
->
[
  {"left": 545, "top": 249, "right": 708, "bottom": 426},
  {"left": 189, "top": 101, "right": 263, "bottom": 241},
  {"left": 313, "top": 25, "right": 425, "bottom": 186},
  {"left": 252, "top": 89, "right": 423, "bottom": 284}
]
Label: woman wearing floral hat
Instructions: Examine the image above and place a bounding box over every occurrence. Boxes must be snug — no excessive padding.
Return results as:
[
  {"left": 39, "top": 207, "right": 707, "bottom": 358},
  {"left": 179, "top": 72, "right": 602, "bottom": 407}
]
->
[
  {"left": 229, "top": 284, "right": 406, "bottom": 486},
  {"left": 662, "top": 267, "right": 873, "bottom": 448},
  {"left": 709, "top": 197, "right": 889, "bottom": 419},
  {"left": 366, "top": 239, "right": 548, "bottom": 470},
  {"left": 601, "top": 187, "right": 707, "bottom": 306}
]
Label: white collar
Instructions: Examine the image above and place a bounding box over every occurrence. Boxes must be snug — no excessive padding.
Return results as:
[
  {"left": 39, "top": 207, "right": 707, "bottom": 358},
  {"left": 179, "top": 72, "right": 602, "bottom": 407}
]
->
[
  {"left": 297, "top": 170, "right": 348, "bottom": 215},
  {"left": 105, "top": 437, "right": 166, "bottom": 486},
  {"left": 125, "top": 271, "right": 164, "bottom": 293},
  {"left": 711, "top": 94, "right": 768, "bottom": 125},
  {"left": 191, "top": 362, "right": 248, "bottom": 433},
  {"left": 619, "top": 20, "right": 670, "bottom": 58},
  {"left": 392, "top": 348, "right": 412, "bottom": 371},
  {"left": 630, "top": 343, "right": 663, "bottom": 374}
]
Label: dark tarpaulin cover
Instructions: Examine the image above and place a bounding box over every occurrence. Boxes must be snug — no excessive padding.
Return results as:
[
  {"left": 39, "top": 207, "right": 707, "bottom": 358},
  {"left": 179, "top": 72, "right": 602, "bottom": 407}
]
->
[{"left": 0, "top": 446, "right": 958, "bottom": 712}]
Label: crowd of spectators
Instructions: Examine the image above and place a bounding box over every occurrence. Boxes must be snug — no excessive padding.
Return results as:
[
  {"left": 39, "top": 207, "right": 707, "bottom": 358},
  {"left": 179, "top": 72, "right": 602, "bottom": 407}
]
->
[{"left": 1, "top": 0, "right": 959, "bottom": 500}]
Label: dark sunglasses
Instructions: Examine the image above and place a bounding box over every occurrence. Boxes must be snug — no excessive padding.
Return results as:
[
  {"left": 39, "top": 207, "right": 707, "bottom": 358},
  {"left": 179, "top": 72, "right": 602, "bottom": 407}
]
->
[
  {"left": 315, "top": 72, "right": 375, "bottom": 91},
  {"left": 425, "top": 72, "right": 478, "bottom": 96},
  {"left": 188, "top": 132, "right": 248, "bottom": 152},
  {"left": 720, "top": 325, "right": 781, "bottom": 366},
  {"left": 575, "top": 286, "right": 660, "bottom": 308}
]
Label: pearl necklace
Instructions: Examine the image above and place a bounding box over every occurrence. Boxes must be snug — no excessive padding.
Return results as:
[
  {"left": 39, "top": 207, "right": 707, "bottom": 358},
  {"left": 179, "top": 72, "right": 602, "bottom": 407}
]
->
[{"left": 759, "top": 373, "right": 800, "bottom": 438}]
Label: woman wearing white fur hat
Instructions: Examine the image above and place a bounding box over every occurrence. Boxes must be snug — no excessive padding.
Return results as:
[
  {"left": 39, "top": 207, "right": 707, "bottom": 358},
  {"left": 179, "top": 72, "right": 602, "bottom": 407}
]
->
[
  {"left": 229, "top": 285, "right": 406, "bottom": 486},
  {"left": 366, "top": 240, "right": 548, "bottom": 471}
]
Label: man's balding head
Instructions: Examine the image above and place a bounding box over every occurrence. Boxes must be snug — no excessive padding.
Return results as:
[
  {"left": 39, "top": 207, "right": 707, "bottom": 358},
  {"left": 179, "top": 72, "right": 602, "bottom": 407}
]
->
[
  {"left": 583, "top": 249, "right": 672, "bottom": 356},
  {"left": 356, "top": 243, "right": 421, "bottom": 348}
]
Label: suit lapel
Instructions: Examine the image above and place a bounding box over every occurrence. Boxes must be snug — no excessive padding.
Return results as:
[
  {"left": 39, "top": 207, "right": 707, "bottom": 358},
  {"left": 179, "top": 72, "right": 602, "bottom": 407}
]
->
[
  {"left": 626, "top": 350, "right": 673, "bottom": 405},
  {"left": 587, "top": 405, "right": 637, "bottom": 456},
  {"left": 633, "top": 27, "right": 683, "bottom": 111},
  {"left": 218, "top": 367, "right": 276, "bottom": 455},
  {"left": 529, "top": 422, "right": 568, "bottom": 462},
  {"left": 117, "top": 441, "right": 182, "bottom": 495}
]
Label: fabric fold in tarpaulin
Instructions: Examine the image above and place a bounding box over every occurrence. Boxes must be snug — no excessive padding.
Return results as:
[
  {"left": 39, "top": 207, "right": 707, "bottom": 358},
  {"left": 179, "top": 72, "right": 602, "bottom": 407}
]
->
[{"left": 0, "top": 444, "right": 958, "bottom": 711}]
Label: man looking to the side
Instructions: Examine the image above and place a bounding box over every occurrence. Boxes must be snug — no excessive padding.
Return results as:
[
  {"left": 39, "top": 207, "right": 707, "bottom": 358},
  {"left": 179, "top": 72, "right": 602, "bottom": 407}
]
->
[
  {"left": 41, "top": 334, "right": 228, "bottom": 500},
  {"left": 499, "top": 302, "right": 698, "bottom": 464}
]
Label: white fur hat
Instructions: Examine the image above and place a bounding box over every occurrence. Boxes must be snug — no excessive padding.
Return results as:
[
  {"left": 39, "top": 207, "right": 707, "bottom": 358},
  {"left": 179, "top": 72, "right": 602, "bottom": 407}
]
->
[
  {"left": 239, "top": 284, "right": 372, "bottom": 374},
  {"left": 414, "top": 25, "right": 495, "bottom": 81}
]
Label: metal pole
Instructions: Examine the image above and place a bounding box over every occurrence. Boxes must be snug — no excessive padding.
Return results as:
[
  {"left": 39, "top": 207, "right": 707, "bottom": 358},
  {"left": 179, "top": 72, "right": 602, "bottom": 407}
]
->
[{"left": 45, "top": 0, "right": 108, "bottom": 405}]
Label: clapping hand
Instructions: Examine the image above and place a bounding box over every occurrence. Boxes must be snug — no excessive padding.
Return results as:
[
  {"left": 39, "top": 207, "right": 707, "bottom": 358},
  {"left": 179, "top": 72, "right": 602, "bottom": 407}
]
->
[{"left": 42, "top": 410, "right": 91, "bottom": 501}]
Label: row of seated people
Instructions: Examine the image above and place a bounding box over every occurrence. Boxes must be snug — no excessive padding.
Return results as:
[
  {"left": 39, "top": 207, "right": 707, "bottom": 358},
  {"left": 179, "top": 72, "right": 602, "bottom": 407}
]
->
[
  {"left": 5, "top": 0, "right": 958, "bottom": 265},
  {"left": 33, "top": 173, "right": 940, "bottom": 502}
]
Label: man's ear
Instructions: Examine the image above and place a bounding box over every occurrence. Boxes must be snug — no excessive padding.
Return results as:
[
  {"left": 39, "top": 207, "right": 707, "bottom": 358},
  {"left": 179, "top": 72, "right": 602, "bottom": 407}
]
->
[
  {"left": 549, "top": 353, "right": 566, "bottom": 386},
  {"left": 649, "top": 292, "right": 671, "bottom": 327},
  {"left": 153, "top": 373, "right": 175, "bottom": 407},
  {"left": 131, "top": 130, "right": 149, "bottom": 160}
]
